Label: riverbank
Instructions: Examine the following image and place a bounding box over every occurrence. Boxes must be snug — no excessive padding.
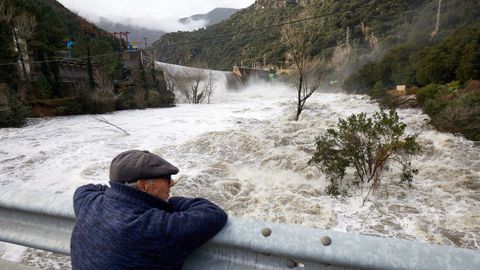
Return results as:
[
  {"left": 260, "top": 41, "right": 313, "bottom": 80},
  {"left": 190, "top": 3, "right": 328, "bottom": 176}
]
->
[
  {"left": 0, "top": 69, "right": 175, "bottom": 128},
  {"left": 375, "top": 80, "right": 480, "bottom": 141}
]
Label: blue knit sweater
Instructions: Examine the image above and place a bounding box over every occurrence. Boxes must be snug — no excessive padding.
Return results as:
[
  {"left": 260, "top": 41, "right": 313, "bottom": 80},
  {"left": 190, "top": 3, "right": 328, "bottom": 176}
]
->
[{"left": 71, "top": 182, "right": 228, "bottom": 270}]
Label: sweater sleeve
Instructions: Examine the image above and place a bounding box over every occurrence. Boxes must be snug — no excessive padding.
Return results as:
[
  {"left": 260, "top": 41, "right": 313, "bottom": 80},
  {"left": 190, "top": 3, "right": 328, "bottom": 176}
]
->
[
  {"left": 73, "top": 184, "right": 107, "bottom": 216},
  {"left": 160, "top": 197, "right": 228, "bottom": 253}
]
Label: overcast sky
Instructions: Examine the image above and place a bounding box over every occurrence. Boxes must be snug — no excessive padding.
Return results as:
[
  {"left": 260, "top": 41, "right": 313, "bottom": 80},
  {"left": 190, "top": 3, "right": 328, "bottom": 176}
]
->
[{"left": 57, "top": 0, "right": 255, "bottom": 32}]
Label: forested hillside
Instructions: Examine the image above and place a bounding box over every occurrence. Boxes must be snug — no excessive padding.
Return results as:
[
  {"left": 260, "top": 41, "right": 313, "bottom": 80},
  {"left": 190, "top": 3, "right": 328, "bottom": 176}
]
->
[
  {"left": 154, "top": 0, "right": 479, "bottom": 71},
  {"left": 0, "top": 0, "right": 173, "bottom": 128},
  {"left": 0, "top": 0, "right": 104, "bottom": 87}
]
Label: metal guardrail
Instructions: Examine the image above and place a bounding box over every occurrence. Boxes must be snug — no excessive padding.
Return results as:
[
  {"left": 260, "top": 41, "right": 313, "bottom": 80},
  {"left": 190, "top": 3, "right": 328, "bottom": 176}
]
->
[{"left": 0, "top": 187, "right": 479, "bottom": 270}]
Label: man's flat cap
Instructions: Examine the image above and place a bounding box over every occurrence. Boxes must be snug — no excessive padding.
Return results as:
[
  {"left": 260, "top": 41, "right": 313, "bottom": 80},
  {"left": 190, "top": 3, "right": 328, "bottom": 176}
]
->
[{"left": 109, "top": 150, "right": 179, "bottom": 183}]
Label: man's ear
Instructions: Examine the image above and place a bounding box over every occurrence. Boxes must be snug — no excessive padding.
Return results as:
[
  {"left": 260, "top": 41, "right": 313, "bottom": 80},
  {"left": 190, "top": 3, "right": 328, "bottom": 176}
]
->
[{"left": 136, "top": 180, "right": 146, "bottom": 191}]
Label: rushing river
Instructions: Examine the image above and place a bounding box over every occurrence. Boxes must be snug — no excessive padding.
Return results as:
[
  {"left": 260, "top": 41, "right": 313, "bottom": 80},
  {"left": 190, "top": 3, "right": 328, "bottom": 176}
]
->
[{"left": 1, "top": 78, "right": 479, "bottom": 268}]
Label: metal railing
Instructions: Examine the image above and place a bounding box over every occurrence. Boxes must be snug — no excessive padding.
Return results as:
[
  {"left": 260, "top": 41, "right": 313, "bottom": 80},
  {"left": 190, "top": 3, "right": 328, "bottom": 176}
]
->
[{"left": 0, "top": 187, "right": 479, "bottom": 269}]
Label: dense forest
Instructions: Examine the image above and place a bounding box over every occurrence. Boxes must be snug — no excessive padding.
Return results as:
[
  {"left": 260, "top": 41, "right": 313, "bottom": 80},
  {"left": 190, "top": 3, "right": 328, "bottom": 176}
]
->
[
  {"left": 0, "top": 0, "right": 173, "bottom": 128},
  {"left": 155, "top": 0, "right": 480, "bottom": 140}
]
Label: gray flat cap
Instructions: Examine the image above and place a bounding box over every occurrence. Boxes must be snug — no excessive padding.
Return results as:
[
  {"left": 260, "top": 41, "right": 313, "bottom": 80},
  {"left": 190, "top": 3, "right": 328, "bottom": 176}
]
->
[{"left": 109, "top": 150, "right": 179, "bottom": 183}]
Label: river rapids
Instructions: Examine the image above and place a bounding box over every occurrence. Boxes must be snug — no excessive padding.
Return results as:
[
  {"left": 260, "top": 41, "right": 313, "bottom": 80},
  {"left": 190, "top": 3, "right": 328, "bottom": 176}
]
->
[{"left": 0, "top": 74, "right": 479, "bottom": 268}]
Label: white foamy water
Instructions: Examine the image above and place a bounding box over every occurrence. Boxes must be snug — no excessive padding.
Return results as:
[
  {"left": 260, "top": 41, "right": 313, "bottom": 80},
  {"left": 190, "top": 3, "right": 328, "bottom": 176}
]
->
[{"left": 1, "top": 81, "right": 479, "bottom": 268}]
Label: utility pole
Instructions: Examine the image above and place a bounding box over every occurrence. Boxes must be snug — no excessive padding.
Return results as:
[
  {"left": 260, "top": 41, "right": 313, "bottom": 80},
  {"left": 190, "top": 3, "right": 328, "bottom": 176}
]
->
[
  {"left": 125, "top": 31, "right": 130, "bottom": 49},
  {"left": 144, "top": 37, "right": 148, "bottom": 47},
  {"left": 346, "top": 26, "right": 350, "bottom": 47}
]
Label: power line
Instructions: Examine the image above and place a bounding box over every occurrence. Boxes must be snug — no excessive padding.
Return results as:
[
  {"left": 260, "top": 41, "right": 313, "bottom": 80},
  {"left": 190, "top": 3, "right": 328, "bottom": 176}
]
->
[
  {"left": 0, "top": 2, "right": 414, "bottom": 67},
  {"left": 156, "top": 2, "right": 376, "bottom": 49}
]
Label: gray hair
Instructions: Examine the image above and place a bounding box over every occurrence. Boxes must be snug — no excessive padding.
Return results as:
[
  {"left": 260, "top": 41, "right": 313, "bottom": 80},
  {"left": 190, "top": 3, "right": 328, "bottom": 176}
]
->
[
  {"left": 125, "top": 182, "right": 138, "bottom": 189},
  {"left": 125, "top": 179, "right": 157, "bottom": 189}
]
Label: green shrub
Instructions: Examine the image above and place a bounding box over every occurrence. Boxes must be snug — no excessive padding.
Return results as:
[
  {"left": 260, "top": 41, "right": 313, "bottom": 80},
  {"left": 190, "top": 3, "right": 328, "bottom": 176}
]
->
[
  {"left": 424, "top": 98, "right": 447, "bottom": 116},
  {"left": 416, "top": 84, "right": 440, "bottom": 105},
  {"left": 430, "top": 90, "right": 480, "bottom": 141},
  {"left": 309, "top": 110, "right": 420, "bottom": 202},
  {"left": 447, "top": 80, "right": 462, "bottom": 91},
  {"left": 35, "top": 75, "right": 52, "bottom": 99},
  {"left": 370, "top": 81, "right": 388, "bottom": 99},
  {"left": 406, "top": 86, "right": 419, "bottom": 95},
  {"left": 0, "top": 91, "right": 31, "bottom": 128},
  {"left": 116, "top": 89, "right": 136, "bottom": 110},
  {"left": 145, "top": 90, "right": 161, "bottom": 107}
]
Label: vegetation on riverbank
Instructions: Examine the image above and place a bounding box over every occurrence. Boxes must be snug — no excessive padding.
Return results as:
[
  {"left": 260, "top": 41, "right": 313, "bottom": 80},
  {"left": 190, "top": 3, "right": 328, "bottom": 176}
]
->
[
  {"left": 416, "top": 81, "right": 480, "bottom": 141},
  {"left": 0, "top": 0, "right": 174, "bottom": 128},
  {"left": 343, "top": 23, "right": 480, "bottom": 141}
]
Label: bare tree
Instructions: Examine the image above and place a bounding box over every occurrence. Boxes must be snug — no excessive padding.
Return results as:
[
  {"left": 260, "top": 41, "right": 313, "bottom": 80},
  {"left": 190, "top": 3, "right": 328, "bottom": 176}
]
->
[
  {"left": 282, "top": 17, "right": 324, "bottom": 121},
  {"left": 161, "top": 66, "right": 182, "bottom": 94},
  {"left": 93, "top": 68, "right": 114, "bottom": 97},
  {"left": 162, "top": 63, "right": 215, "bottom": 104},
  {"left": 182, "top": 70, "right": 207, "bottom": 104},
  {"left": 12, "top": 12, "right": 36, "bottom": 80},
  {"left": 142, "top": 48, "right": 161, "bottom": 71},
  {"left": 164, "top": 72, "right": 177, "bottom": 93},
  {"left": 205, "top": 71, "right": 215, "bottom": 104}
]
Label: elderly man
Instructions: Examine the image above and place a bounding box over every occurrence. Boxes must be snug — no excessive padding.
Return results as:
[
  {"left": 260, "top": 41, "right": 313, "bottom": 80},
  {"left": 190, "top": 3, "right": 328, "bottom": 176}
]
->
[{"left": 71, "top": 150, "right": 227, "bottom": 270}]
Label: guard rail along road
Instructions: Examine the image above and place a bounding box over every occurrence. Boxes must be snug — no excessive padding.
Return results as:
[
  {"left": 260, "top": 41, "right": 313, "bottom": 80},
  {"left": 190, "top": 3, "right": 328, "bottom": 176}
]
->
[{"left": 0, "top": 187, "right": 479, "bottom": 269}]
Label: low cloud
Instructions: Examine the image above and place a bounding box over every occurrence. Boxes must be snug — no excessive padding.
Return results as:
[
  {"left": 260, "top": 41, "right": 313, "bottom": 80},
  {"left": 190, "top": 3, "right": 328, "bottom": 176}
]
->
[
  {"left": 58, "top": 0, "right": 254, "bottom": 32},
  {"left": 87, "top": 13, "right": 209, "bottom": 32}
]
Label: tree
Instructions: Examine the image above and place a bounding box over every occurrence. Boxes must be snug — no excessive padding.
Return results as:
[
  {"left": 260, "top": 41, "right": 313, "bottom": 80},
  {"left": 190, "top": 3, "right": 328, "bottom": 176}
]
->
[
  {"left": 164, "top": 70, "right": 177, "bottom": 93},
  {"left": 74, "top": 35, "right": 121, "bottom": 90},
  {"left": 309, "top": 110, "right": 420, "bottom": 204},
  {"left": 187, "top": 71, "right": 205, "bottom": 104},
  {"left": 281, "top": 17, "right": 324, "bottom": 121},
  {"left": 142, "top": 48, "right": 161, "bottom": 85},
  {"left": 205, "top": 71, "right": 215, "bottom": 104},
  {"left": 174, "top": 69, "right": 206, "bottom": 104},
  {"left": 0, "top": 88, "right": 30, "bottom": 128},
  {"left": 93, "top": 69, "right": 114, "bottom": 96},
  {"left": 12, "top": 11, "right": 36, "bottom": 80},
  {"left": 0, "top": 1, "right": 18, "bottom": 86},
  {"left": 162, "top": 62, "right": 215, "bottom": 104}
]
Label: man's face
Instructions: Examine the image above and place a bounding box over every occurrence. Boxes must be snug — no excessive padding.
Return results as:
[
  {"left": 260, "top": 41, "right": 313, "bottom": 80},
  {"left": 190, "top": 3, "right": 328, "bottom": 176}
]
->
[{"left": 137, "top": 177, "right": 175, "bottom": 202}]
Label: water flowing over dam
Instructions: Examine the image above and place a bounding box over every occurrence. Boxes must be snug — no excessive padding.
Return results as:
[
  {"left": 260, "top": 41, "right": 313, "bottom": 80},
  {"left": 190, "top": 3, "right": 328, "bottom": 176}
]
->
[
  {"left": 0, "top": 66, "right": 479, "bottom": 268},
  {"left": 155, "top": 61, "right": 245, "bottom": 93}
]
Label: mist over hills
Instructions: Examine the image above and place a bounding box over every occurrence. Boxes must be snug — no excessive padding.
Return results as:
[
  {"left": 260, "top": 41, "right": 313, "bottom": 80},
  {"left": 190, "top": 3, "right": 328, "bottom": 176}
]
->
[
  {"left": 95, "top": 17, "right": 166, "bottom": 47},
  {"left": 91, "top": 8, "right": 240, "bottom": 48},
  {"left": 179, "top": 8, "right": 239, "bottom": 27}
]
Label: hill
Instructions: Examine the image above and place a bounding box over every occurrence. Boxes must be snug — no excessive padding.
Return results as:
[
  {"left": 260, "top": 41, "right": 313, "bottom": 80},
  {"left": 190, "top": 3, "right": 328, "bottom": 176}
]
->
[
  {"left": 153, "top": 0, "right": 479, "bottom": 72},
  {"left": 179, "top": 8, "right": 239, "bottom": 27}
]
